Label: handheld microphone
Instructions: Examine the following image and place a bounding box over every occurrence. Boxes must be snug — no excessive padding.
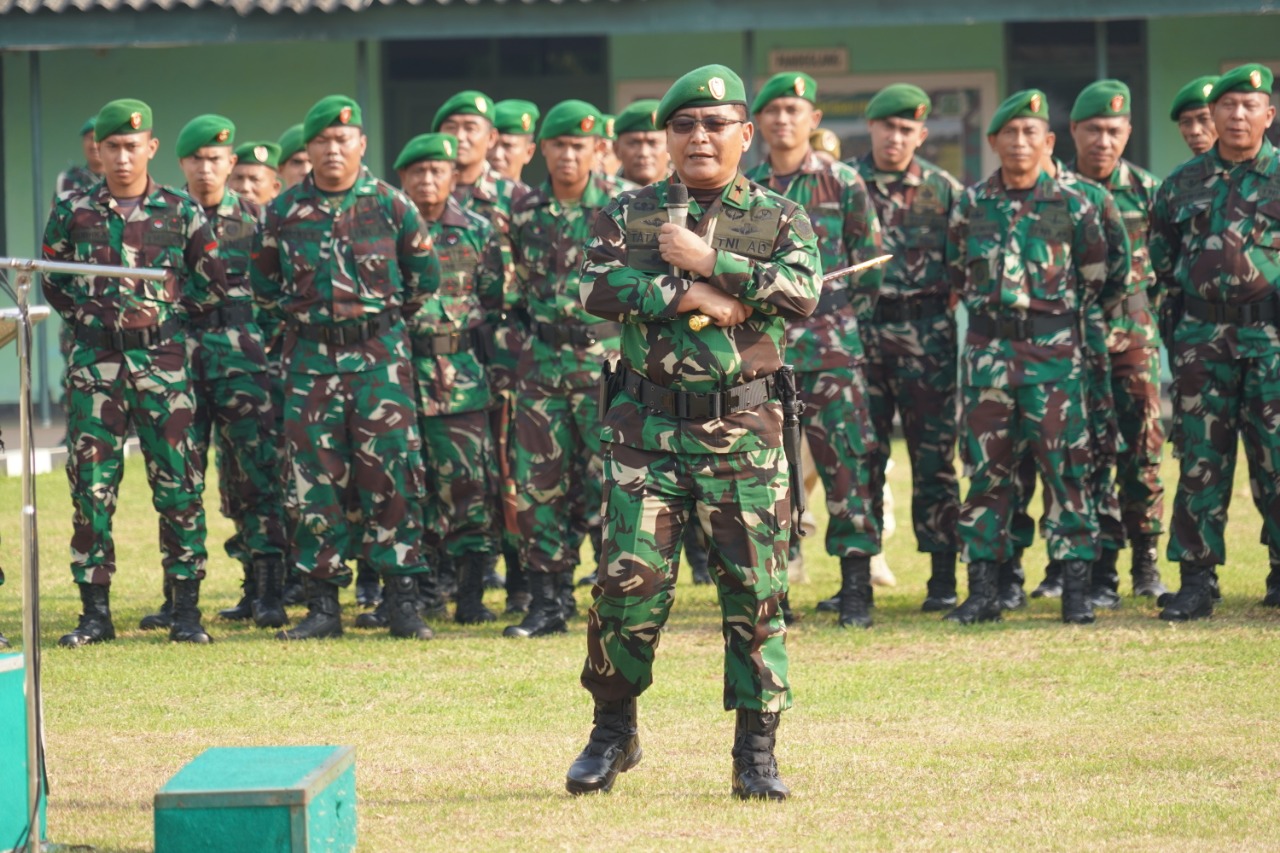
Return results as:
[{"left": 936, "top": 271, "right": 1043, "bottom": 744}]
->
[{"left": 666, "top": 184, "right": 712, "bottom": 330}]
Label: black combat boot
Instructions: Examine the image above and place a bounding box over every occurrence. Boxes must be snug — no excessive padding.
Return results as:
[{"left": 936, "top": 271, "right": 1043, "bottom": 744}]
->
[
  {"left": 565, "top": 697, "right": 642, "bottom": 795},
  {"left": 139, "top": 574, "right": 175, "bottom": 630},
  {"left": 0, "top": 630, "right": 10, "bottom": 649},
  {"left": 417, "top": 571, "right": 449, "bottom": 620},
  {"left": 837, "top": 555, "right": 872, "bottom": 629},
  {"left": 1159, "top": 564, "right": 1215, "bottom": 622},
  {"left": 354, "top": 597, "right": 388, "bottom": 628},
  {"left": 1089, "top": 548, "right": 1122, "bottom": 609},
  {"left": 281, "top": 568, "right": 305, "bottom": 606},
  {"left": 1130, "top": 534, "right": 1167, "bottom": 598},
  {"left": 504, "top": 543, "right": 531, "bottom": 614},
  {"left": 685, "top": 524, "right": 713, "bottom": 585},
  {"left": 561, "top": 571, "right": 579, "bottom": 621},
  {"left": 169, "top": 577, "right": 213, "bottom": 644},
  {"left": 385, "top": 575, "right": 433, "bottom": 640},
  {"left": 1031, "top": 560, "right": 1063, "bottom": 599},
  {"left": 1060, "top": 559, "right": 1096, "bottom": 625},
  {"left": 454, "top": 553, "right": 497, "bottom": 624},
  {"left": 921, "top": 552, "right": 958, "bottom": 612},
  {"left": 997, "top": 552, "right": 1027, "bottom": 611},
  {"left": 218, "top": 564, "right": 256, "bottom": 621},
  {"left": 251, "top": 557, "right": 289, "bottom": 629},
  {"left": 277, "top": 578, "right": 344, "bottom": 640},
  {"left": 355, "top": 560, "right": 382, "bottom": 608},
  {"left": 503, "top": 572, "right": 568, "bottom": 638},
  {"left": 483, "top": 562, "right": 505, "bottom": 591},
  {"left": 816, "top": 590, "right": 841, "bottom": 613},
  {"left": 1260, "top": 546, "right": 1280, "bottom": 607},
  {"left": 944, "top": 561, "right": 1002, "bottom": 625},
  {"left": 731, "top": 709, "right": 790, "bottom": 801},
  {"left": 436, "top": 554, "right": 458, "bottom": 602},
  {"left": 59, "top": 582, "right": 116, "bottom": 648}
]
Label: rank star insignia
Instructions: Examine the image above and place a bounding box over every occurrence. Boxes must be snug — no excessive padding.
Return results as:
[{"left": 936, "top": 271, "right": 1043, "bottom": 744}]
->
[
  {"left": 216, "top": 129, "right": 230, "bottom": 143},
  {"left": 521, "top": 113, "right": 531, "bottom": 131},
  {"left": 914, "top": 102, "right": 927, "bottom": 120},
  {"left": 794, "top": 76, "right": 806, "bottom": 97},
  {"left": 1251, "top": 69, "right": 1263, "bottom": 89},
  {"left": 254, "top": 145, "right": 269, "bottom": 163},
  {"left": 338, "top": 106, "right": 352, "bottom": 124},
  {"left": 129, "top": 111, "right": 142, "bottom": 129},
  {"left": 1110, "top": 95, "right": 1125, "bottom": 113},
  {"left": 580, "top": 115, "right": 596, "bottom": 133},
  {"left": 476, "top": 97, "right": 488, "bottom": 113},
  {"left": 1029, "top": 94, "right": 1042, "bottom": 114},
  {"left": 709, "top": 77, "right": 726, "bottom": 100}
]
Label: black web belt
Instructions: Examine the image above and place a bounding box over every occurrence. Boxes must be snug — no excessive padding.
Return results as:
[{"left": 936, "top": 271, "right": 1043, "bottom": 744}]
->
[
  {"left": 622, "top": 368, "right": 776, "bottom": 420},
  {"left": 188, "top": 301, "right": 255, "bottom": 330},
  {"left": 73, "top": 316, "right": 181, "bottom": 350},
  {"left": 872, "top": 294, "right": 950, "bottom": 323},
  {"left": 531, "top": 320, "right": 621, "bottom": 348},
  {"left": 290, "top": 312, "right": 396, "bottom": 345},
  {"left": 816, "top": 289, "right": 852, "bottom": 313},
  {"left": 1184, "top": 292, "right": 1279, "bottom": 325},
  {"left": 1104, "top": 291, "right": 1150, "bottom": 321},
  {"left": 968, "top": 311, "right": 1075, "bottom": 341}
]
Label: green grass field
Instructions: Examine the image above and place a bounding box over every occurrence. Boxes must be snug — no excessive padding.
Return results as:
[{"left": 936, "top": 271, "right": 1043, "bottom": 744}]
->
[{"left": 1, "top": 443, "right": 1278, "bottom": 852}]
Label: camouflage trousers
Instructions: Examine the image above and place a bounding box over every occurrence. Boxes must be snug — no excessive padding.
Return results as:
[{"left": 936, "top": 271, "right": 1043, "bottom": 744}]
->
[
  {"left": 511, "top": 379, "right": 603, "bottom": 575},
  {"left": 1167, "top": 339, "right": 1280, "bottom": 565},
  {"left": 1097, "top": 347, "right": 1165, "bottom": 542},
  {"left": 795, "top": 364, "right": 881, "bottom": 557},
  {"left": 959, "top": 373, "right": 1098, "bottom": 563},
  {"left": 64, "top": 345, "right": 207, "bottom": 584},
  {"left": 581, "top": 443, "right": 792, "bottom": 713},
  {"left": 282, "top": 362, "right": 426, "bottom": 582},
  {"left": 863, "top": 319, "right": 961, "bottom": 553},
  {"left": 420, "top": 409, "right": 499, "bottom": 558}
]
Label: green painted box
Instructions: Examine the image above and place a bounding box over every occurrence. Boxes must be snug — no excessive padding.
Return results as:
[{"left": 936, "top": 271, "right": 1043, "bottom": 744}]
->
[
  {"left": 0, "top": 652, "right": 46, "bottom": 853},
  {"left": 154, "top": 745, "right": 356, "bottom": 853}
]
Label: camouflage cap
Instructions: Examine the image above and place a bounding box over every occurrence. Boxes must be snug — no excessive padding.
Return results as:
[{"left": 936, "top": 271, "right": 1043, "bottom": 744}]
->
[
  {"left": 494, "top": 99, "right": 540, "bottom": 136},
  {"left": 394, "top": 133, "right": 459, "bottom": 170},
  {"left": 95, "top": 98, "right": 153, "bottom": 142},
  {"left": 278, "top": 123, "right": 307, "bottom": 162},
  {"left": 78, "top": 116, "right": 97, "bottom": 137},
  {"left": 655, "top": 64, "right": 748, "bottom": 127},
  {"left": 1210, "top": 63, "right": 1274, "bottom": 101},
  {"left": 537, "top": 99, "right": 603, "bottom": 141},
  {"left": 1169, "top": 76, "right": 1220, "bottom": 121},
  {"left": 613, "top": 99, "right": 661, "bottom": 135},
  {"left": 303, "top": 95, "right": 362, "bottom": 143},
  {"left": 431, "top": 90, "right": 495, "bottom": 132},
  {"left": 987, "top": 89, "right": 1049, "bottom": 135},
  {"left": 235, "top": 141, "right": 281, "bottom": 170},
  {"left": 750, "top": 72, "right": 817, "bottom": 114},
  {"left": 866, "top": 83, "right": 931, "bottom": 121},
  {"left": 176, "top": 114, "right": 236, "bottom": 159},
  {"left": 1070, "top": 79, "right": 1131, "bottom": 122}
]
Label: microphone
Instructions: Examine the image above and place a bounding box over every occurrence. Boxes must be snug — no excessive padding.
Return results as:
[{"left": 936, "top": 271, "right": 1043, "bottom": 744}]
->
[{"left": 667, "top": 183, "right": 712, "bottom": 331}]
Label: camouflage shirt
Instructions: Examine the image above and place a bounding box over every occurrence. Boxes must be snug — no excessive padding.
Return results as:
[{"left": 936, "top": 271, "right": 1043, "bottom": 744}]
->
[
  {"left": 453, "top": 161, "right": 529, "bottom": 305},
  {"left": 1149, "top": 138, "right": 1280, "bottom": 357},
  {"left": 251, "top": 166, "right": 440, "bottom": 376},
  {"left": 580, "top": 174, "right": 822, "bottom": 455},
  {"left": 745, "top": 150, "right": 883, "bottom": 370},
  {"left": 54, "top": 164, "right": 99, "bottom": 200},
  {"left": 1070, "top": 157, "right": 1162, "bottom": 351},
  {"left": 413, "top": 197, "right": 505, "bottom": 415},
  {"left": 43, "top": 177, "right": 224, "bottom": 367},
  {"left": 510, "top": 170, "right": 635, "bottom": 388},
  {"left": 946, "top": 167, "right": 1109, "bottom": 388}
]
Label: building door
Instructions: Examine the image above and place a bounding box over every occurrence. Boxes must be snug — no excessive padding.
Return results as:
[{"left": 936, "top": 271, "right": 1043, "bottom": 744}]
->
[
  {"left": 1006, "top": 19, "right": 1150, "bottom": 170},
  {"left": 382, "top": 36, "right": 609, "bottom": 186}
]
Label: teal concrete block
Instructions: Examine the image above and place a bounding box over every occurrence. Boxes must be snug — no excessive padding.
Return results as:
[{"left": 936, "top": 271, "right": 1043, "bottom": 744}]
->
[
  {"left": 154, "top": 745, "right": 356, "bottom": 853},
  {"left": 0, "top": 653, "right": 46, "bottom": 853}
]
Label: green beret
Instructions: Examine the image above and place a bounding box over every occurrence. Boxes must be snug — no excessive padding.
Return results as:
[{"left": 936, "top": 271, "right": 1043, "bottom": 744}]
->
[
  {"left": 614, "top": 99, "right": 661, "bottom": 135},
  {"left": 1169, "top": 76, "right": 1219, "bottom": 121},
  {"left": 987, "top": 89, "right": 1049, "bottom": 135},
  {"left": 95, "top": 99, "right": 152, "bottom": 142},
  {"left": 278, "top": 124, "right": 306, "bottom": 163},
  {"left": 494, "top": 100, "right": 540, "bottom": 136},
  {"left": 655, "top": 64, "right": 748, "bottom": 128},
  {"left": 1210, "top": 64, "right": 1274, "bottom": 101},
  {"left": 750, "top": 72, "right": 816, "bottom": 114},
  {"left": 78, "top": 116, "right": 96, "bottom": 137},
  {"left": 394, "top": 133, "right": 459, "bottom": 170},
  {"left": 537, "top": 100, "right": 604, "bottom": 141},
  {"left": 865, "top": 83, "right": 931, "bottom": 121},
  {"left": 602, "top": 114, "right": 617, "bottom": 140},
  {"left": 303, "top": 95, "right": 362, "bottom": 144},
  {"left": 235, "top": 141, "right": 281, "bottom": 170},
  {"left": 431, "top": 90, "right": 495, "bottom": 133},
  {"left": 176, "top": 114, "right": 236, "bottom": 159},
  {"left": 1070, "top": 79, "right": 1131, "bottom": 122}
]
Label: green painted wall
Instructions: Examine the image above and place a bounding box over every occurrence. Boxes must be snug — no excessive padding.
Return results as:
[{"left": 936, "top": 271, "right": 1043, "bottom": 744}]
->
[{"left": 1147, "top": 13, "right": 1280, "bottom": 177}]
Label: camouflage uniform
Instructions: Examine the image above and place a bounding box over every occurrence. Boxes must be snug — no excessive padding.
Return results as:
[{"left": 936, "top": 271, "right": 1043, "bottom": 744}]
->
[
  {"left": 1149, "top": 138, "right": 1280, "bottom": 569},
  {"left": 579, "top": 174, "right": 821, "bottom": 711},
  {"left": 51, "top": 166, "right": 102, "bottom": 387},
  {"left": 946, "top": 168, "right": 1111, "bottom": 565},
  {"left": 251, "top": 166, "right": 438, "bottom": 584},
  {"left": 412, "top": 197, "right": 505, "bottom": 559},
  {"left": 188, "top": 188, "right": 285, "bottom": 570},
  {"left": 853, "top": 153, "right": 963, "bottom": 555},
  {"left": 745, "top": 151, "right": 884, "bottom": 558},
  {"left": 42, "top": 178, "right": 221, "bottom": 584},
  {"left": 508, "top": 171, "right": 632, "bottom": 578}
]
